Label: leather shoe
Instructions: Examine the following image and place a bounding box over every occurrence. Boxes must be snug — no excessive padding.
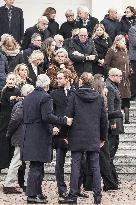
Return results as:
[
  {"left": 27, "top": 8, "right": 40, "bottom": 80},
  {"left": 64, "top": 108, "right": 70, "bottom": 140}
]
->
[
  {"left": 78, "top": 192, "right": 89, "bottom": 198},
  {"left": 37, "top": 194, "right": 47, "bottom": 200},
  {"left": 3, "top": 186, "right": 22, "bottom": 194},
  {"left": 27, "top": 196, "right": 48, "bottom": 204},
  {"left": 58, "top": 195, "right": 77, "bottom": 204},
  {"left": 94, "top": 195, "right": 102, "bottom": 204}
]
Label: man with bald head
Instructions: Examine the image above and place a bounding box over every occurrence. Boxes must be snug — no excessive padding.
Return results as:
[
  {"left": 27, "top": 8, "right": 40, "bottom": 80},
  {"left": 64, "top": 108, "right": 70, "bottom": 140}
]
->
[
  {"left": 68, "top": 28, "right": 98, "bottom": 77},
  {"left": 101, "top": 8, "right": 121, "bottom": 42}
]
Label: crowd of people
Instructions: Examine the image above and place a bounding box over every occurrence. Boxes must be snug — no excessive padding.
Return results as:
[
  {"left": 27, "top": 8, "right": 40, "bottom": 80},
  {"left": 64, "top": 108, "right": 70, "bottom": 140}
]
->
[{"left": 0, "top": 0, "right": 136, "bottom": 204}]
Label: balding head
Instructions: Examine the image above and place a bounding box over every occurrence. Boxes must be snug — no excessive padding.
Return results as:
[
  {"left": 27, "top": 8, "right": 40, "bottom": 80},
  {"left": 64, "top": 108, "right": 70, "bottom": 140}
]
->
[
  {"left": 108, "top": 8, "right": 118, "bottom": 20},
  {"left": 78, "top": 28, "right": 88, "bottom": 43}
]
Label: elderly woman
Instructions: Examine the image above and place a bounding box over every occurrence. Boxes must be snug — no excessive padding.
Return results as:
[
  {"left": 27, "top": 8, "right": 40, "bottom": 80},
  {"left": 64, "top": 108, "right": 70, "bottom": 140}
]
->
[
  {"left": 54, "top": 34, "right": 64, "bottom": 49},
  {"left": 47, "top": 48, "right": 77, "bottom": 90},
  {"left": 104, "top": 35, "right": 131, "bottom": 124},
  {"left": 59, "top": 9, "right": 78, "bottom": 40},
  {"left": 27, "top": 50, "right": 45, "bottom": 86},
  {"left": 1, "top": 35, "right": 24, "bottom": 72}
]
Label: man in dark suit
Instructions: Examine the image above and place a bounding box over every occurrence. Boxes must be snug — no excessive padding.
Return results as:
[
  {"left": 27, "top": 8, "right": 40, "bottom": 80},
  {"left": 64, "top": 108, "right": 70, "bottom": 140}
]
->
[
  {"left": 21, "top": 74, "right": 72, "bottom": 204},
  {"left": 21, "top": 16, "right": 50, "bottom": 50},
  {"left": 50, "top": 69, "right": 76, "bottom": 202},
  {"left": 0, "top": 0, "right": 24, "bottom": 43}
]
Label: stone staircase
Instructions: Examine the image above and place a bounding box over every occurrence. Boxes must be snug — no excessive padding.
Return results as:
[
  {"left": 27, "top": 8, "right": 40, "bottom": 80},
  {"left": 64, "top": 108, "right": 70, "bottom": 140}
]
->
[{"left": 1, "top": 101, "right": 136, "bottom": 182}]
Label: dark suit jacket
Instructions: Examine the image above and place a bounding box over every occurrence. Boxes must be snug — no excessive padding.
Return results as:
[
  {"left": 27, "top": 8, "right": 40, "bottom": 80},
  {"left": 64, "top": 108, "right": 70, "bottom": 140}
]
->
[
  {"left": 27, "top": 63, "right": 44, "bottom": 86},
  {"left": 0, "top": 5, "right": 24, "bottom": 43}
]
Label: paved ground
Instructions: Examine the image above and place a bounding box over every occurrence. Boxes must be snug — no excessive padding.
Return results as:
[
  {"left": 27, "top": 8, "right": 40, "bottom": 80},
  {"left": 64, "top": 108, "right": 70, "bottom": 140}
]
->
[{"left": 0, "top": 180, "right": 136, "bottom": 205}]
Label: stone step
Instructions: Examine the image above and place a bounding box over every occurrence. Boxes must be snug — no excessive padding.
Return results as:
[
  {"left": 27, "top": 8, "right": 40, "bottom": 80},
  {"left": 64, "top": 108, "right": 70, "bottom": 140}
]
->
[
  {"left": 117, "top": 148, "right": 136, "bottom": 155},
  {"left": 124, "top": 124, "right": 136, "bottom": 133},
  {"left": 119, "top": 133, "right": 136, "bottom": 142},
  {"left": 114, "top": 155, "right": 136, "bottom": 165},
  {"left": 115, "top": 165, "right": 136, "bottom": 174},
  {"left": 130, "top": 108, "right": 136, "bottom": 117},
  {"left": 119, "top": 141, "right": 136, "bottom": 148}
]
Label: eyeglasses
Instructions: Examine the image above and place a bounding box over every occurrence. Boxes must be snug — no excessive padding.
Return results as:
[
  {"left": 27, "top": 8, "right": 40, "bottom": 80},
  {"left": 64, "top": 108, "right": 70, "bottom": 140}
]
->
[{"left": 111, "top": 75, "right": 122, "bottom": 77}]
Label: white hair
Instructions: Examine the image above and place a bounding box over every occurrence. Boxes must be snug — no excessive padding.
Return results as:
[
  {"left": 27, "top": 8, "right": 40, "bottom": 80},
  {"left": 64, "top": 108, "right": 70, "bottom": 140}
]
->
[
  {"left": 54, "top": 48, "right": 68, "bottom": 58},
  {"left": 36, "top": 74, "right": 50, "bottom": 88},
  {"left": 29, "top": 50, "right": 44, "bottom": 63},
  {"left": 21, "top": 84, "right": 34, "bottom": 97},
  {"left": 109, "top": 68, "right": 122, "bottom": 76},
  {"left": 38, "top": 16, "right": 49, "bottom": 23},
  {"left": 79, "top": 6, "right": 90, "bottom": 14}
]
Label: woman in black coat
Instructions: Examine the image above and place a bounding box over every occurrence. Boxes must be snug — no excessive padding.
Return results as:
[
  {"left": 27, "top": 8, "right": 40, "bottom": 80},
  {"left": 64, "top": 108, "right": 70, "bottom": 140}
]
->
[
  {"left": 92, "top": 24, "right": 112, "bottom": 77},
  {"left": 0, "top": 73, "right": 21, "bottom": 171}
]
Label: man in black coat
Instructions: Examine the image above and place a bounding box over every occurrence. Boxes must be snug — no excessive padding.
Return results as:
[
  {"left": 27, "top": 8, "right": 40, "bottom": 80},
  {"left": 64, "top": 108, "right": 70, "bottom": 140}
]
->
[
  {"left": 68, "top": 28, "right": 98, "bottom": 77},
  {"left": 106, "top": 68, "right": 124, "bottom": 185},
  {"left": 0, "top": 0, "right": 24, "bottom": 43},
  {"left": 21, "top": 74, "right": 72, "bottom": 204},
  {"left": 21, "top": 16, "right": 50, "bottom": 50},
  {"left": 75, "top": 6, "right": 99, "bottom": 38},
  {"left": 59, "top": 72, "right": 108, "bottom": 204}
]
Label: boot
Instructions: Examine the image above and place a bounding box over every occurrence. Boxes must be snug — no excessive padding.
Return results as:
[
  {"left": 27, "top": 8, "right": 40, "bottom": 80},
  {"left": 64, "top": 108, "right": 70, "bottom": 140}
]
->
[{"left": 124, "top": 107, "right": 130, "bottom": 124}]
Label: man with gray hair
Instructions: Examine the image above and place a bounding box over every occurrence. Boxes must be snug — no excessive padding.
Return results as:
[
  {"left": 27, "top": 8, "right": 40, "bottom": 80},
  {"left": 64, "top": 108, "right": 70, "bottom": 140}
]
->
[
  {"left": 3, "top": 84, "right": 34, "bottom": 194},
  {"left": 21, "top": 16, "right": 51, "bottom": 50},
  {"left": 21, "top": 74, "right": 72, "bottom": 204},
  {"left": 22, "top": 33, "right": 42, "bottom": 64},
  {"left": 106, "top": 68, "right": 124, "bottom": 186},
  {"left": 75, "top": 6, "right": 98, "bottom": 38}
]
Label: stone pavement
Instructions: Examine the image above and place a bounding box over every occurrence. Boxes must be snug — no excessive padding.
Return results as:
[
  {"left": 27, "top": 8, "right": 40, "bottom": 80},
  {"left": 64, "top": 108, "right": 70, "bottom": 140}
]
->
[{"left": 0, "top": 180, "right": 136, "bottom": 205}]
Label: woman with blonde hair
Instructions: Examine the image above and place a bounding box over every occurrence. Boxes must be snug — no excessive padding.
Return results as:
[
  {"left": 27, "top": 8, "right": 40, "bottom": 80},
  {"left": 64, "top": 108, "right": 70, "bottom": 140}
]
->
[
  {"left": 14, "top": 63, "right": 33, "bottom": 89},
  {"left": 27, "top": 50, "right": 44, "bottom": 86},
  {"left": 92, "top": 23, "right": 112, "bottom": 77},
  {"left": 104, "top": 35, "right": 131, "bottom": 123},
  {"left": 1, "top": 35, "right": 24, "bottom": 72}
]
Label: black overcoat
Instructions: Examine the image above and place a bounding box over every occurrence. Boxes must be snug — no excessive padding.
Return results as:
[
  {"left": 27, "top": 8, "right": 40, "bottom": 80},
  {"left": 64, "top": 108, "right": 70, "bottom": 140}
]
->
[
  {"left": 21, "top": 87, "right": 67, "bottom": 162},
  {"left": 67, "top": 86, "right": 108, "bottom": 152},
  {"left": 0, "top": 5, "right": 24, "bottom": 43},
  {"left": 106, "top": 78, "right": 124, "bottom": 135},
  {"left": 68, "top": 37, "right": 98, "bottom": 77}
]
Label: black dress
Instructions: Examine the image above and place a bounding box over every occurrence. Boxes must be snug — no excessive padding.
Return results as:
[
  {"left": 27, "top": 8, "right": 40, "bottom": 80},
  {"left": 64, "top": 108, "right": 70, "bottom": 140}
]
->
[{"left": 0, "top": 86, "right": 20, "bottom": 169}]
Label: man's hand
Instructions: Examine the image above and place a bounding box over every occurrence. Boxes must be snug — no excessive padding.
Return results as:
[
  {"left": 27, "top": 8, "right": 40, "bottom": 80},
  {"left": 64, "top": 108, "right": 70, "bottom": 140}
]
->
[
  {"left": 66, "top": 117, "right": 73, "bottom": 126},
  {"left": 100, "top": 140, "right": 105, "bottom": 148},
  {"left": 53, "top": 127, "right": 60, "bottom": 135},
  {"left": 86, "top": 55, "right": 96, "bottom": 61},
  {"left": 72, "top": 51, "right": 84, "bottom": 57}
]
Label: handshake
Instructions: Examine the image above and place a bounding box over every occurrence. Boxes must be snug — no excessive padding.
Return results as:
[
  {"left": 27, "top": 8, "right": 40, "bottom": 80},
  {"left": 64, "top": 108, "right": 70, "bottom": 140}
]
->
[
  {"left": 53, "top": 117, "right": 73, "bottom": 135},
  {"left": 85, "top": 55, "right": 96, "bottom": 61},
  {"left": 66, "top": 117, "right": 73, "bottom": 126}
]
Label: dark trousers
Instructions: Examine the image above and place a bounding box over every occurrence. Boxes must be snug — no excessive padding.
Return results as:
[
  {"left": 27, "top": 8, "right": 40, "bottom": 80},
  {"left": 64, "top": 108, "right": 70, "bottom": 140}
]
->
[
  {"left": 130, "top": 60, "right": 136, "bottom": 98},
  {"left": 55, "top": 148, "right": 67, "bottom": 196},
  {"left": 70, "top": 151, "right": 101, "bottom": 198},
  {"left": 26, "top": 161, "right": 44, "bottom": 197}
]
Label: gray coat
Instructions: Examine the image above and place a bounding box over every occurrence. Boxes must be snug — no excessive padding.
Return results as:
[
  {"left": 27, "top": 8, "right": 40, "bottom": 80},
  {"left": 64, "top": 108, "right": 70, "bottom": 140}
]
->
[
  {"left": 21, "top": 87, "right": 67, "bottom": 162},
  {"left": 0, "top": 52, "right": 9, "bottom": 93},
  {"left": 128, "top": 24, "right": 136, "bottom": 61},
  {"left": 106, "top": 78, "right": 124, "bottom": 135}
]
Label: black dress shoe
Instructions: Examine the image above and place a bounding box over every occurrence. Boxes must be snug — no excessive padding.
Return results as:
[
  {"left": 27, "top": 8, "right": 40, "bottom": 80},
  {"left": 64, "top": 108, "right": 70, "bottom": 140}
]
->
[
  {"left": 94, "top": 195, "right": 102, "bottom": 204},
  {"left": 78, "top": 192, "right": 89, "bottom": 198},
  {"left": 3, "top": 186, "right": 22, "bottom": 194},
  {"left": 37, "top": 194, "right": 47, "bottom": 200},
  {"left": 58, "top": 195, "right": 77, "bottom": 204},
  {"left": 27, "top": 196, "right": 48, "bottom": 204}
]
